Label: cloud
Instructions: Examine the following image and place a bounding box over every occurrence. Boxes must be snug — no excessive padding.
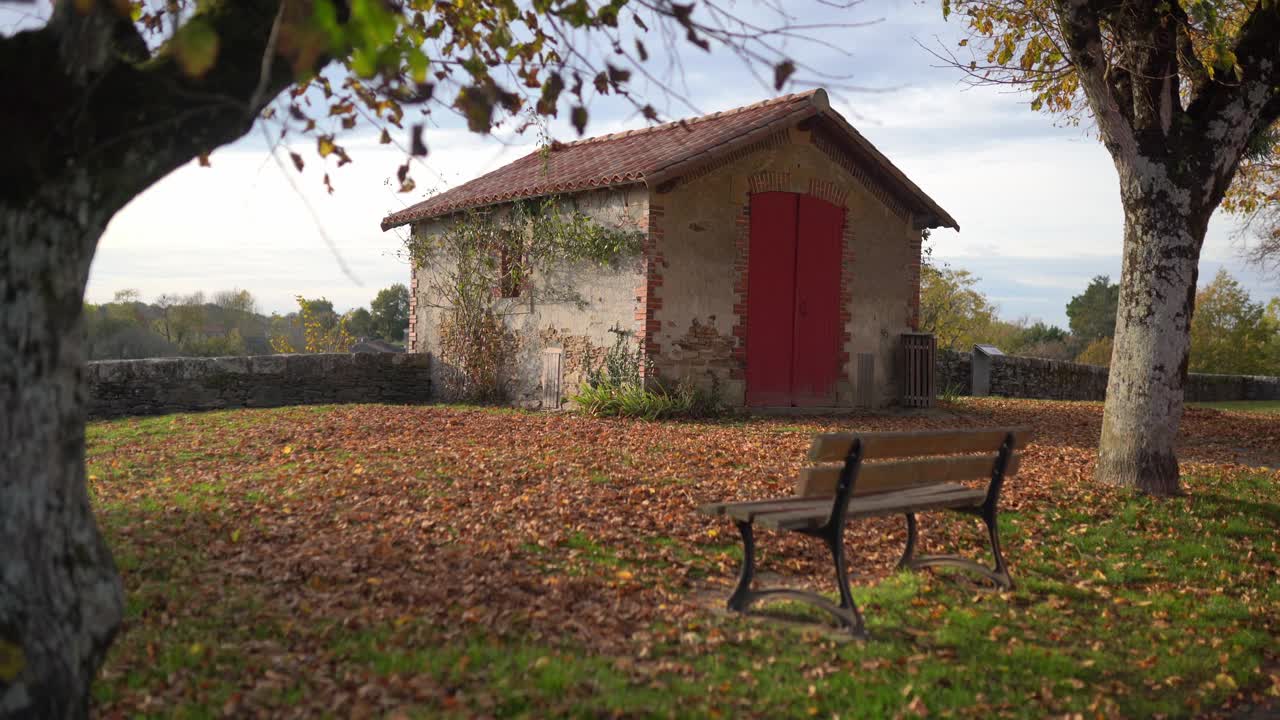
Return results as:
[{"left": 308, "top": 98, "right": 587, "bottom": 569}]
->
[{"left": 26, "top": 1, "right": 1268, "bottom": 325}]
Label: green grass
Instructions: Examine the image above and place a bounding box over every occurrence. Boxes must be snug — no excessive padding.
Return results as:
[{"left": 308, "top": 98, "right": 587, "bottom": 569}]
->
[
  {"left": 297, "top": 484, "right": 1278, "bottom": 719},
  {"left": 86, "top": 406, "right": 1280, "bottom": 718},
  {"left": 1188, "top": 400, "right": 1280, "bottom": 414}
]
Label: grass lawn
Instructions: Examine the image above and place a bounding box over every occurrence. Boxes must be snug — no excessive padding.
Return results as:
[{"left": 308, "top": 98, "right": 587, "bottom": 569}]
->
[
  {"left": 1188, "top": 400, "right": 1280, "bottom": 415},
  {"left": 87, "top": 399, "right": 1280, "bottom": 718}
]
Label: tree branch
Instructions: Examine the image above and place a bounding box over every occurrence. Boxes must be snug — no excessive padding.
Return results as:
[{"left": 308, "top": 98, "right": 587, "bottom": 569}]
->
[
  {"left": 93, "top": 1, "right": 325, "bottom": 207},
  {"left": 1186, "top": 2, "right": 1280, "bottom": 211},
  {"left": 1050, "top": 0, "right": 1139, "bottom": 161},
  {"left": 0, "top": 1, "right": 344, "bottom": 218}
]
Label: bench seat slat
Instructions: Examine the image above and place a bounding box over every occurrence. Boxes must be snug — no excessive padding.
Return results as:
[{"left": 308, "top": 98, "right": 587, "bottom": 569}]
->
[
  {"left": 797, "top": 454, "right": 1020, "bottom": 498},
  {"left": 755, "top": 485, "right": 986, "bottom": 530},
  {"left": 807, "top": 427, "right": 1032, "bottom": 462},
  {"left": 711, "top": 481, "right": 977, "bottom": 520},
  {"left": 845, "top": 486, "right": 985, "bottom": 517},
  {"left": 697, "top": 495, "right": 832, "bottom": 518},
  {"left": 726, "top": 499, "right": 830, "bottom": 523}
]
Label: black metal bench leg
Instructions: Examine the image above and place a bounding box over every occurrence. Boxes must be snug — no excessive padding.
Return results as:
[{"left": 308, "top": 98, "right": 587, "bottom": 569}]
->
[
  {"left": 896, "top": 512, "right": 918, "bottom": 570},
  {"left": 898, "top": 510, "right": 1014, "bottom": 590},
  {"left": 724, "top": 520, "right": 868, "bottom": 637},
  {"left": 824, "top": 531, "right": 867, "bottom": 637},
  {"left": 983, "top": 511, "right": 1014, "bottom": 590},
  {"left": 727, "top": 520, "right": 756, "bottom": 612}
]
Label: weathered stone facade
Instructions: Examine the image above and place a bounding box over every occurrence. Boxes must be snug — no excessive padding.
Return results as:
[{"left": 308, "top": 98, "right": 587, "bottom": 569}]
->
[
  {"left": 409, "top": 186, "right": 649, "bottom": 406},
  {"left": 936, "top": 348, "right": 1280, "bottom": 403},
  {"left": 650, "top": 127, "right": 923, "bottom": 407},
  {"left": 87, "top": 353, "right": 432, "bottom": 419},
  {"left": 400, "top": 93, "right": 946, "bottom": 411}
]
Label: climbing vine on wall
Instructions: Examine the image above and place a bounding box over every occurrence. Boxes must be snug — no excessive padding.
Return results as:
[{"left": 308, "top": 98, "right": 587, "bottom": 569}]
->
[{"left": 405, "top": 196, "right": 644, "bottom": 401}]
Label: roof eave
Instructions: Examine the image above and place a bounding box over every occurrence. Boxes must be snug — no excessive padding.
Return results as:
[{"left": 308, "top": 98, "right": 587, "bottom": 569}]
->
[
  {"left": 643, "top": 103, "right": 823, "bottom": 189},
  {"left": 815, "top": 110, "right": 959, "bottom": 232},
  {"left": 380, "top": 178, "right": 648, "bottom": 231}
]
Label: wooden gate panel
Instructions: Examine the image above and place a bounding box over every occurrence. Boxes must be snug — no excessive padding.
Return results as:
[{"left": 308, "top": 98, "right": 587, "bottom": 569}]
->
[
  {"left": 901, "top": 333, "right": 936, "bottom": 408},
  {"left": 745, "top": 192, "right": 799, "bottom": 407},
  {"left": 791, "top": 195, "right": 845, "bottom": 407}
]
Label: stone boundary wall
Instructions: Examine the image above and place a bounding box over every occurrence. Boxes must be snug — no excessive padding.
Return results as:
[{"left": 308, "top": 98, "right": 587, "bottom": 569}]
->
[
  {"left": 87, "top": 353, "right": 432, "bottom": 419},
  {"left": 936, "top": 349, "right": 1280, "bottom": 402},
  {"left": 936, "top": 350, "right": 973, "bottom": 396}
]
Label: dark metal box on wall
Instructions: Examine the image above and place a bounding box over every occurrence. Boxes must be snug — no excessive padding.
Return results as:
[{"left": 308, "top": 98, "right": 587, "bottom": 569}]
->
[{"left": 972, "top": 344, "right": 1005, "bottom": 397}]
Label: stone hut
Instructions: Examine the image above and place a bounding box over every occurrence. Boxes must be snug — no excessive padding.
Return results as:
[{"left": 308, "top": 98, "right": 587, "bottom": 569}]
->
[{"left": 381, "top": 89, "right": 957, "bottom": 409}]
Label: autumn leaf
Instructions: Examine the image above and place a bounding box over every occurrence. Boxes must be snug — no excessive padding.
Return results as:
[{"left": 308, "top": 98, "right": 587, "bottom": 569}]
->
[
  {"left": 571, "top": 105, "right": 588, "bottom": 135},
  {"left": 773, "top": 60, "right": 795, "bottom": 90},
  {"left": 410, "top": 124, "right": 427, "bottom": 157},
  {"left": 173, "top": 19, "right": 220, "bottom": 78}
]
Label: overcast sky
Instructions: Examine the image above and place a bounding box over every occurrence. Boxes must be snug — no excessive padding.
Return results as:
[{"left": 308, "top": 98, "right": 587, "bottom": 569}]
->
[{"left": 6, "top": 0, "right": 1276, "bottom": 328}]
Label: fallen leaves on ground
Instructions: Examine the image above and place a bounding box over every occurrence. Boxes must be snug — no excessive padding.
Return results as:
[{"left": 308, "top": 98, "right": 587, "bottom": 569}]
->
[{"left": 86, "top": 398, "right": 1280, "bottom": 718}]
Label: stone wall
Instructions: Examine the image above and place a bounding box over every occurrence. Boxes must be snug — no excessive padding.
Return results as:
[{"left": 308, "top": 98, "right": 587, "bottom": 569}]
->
[
  {"left": 935, "top": 348, "right": 1280, "bottom": 402},
  {"left": 1185, "top": 373, "right": 1280, "bottom": 402},
  {"left": 87, "top": 353, "right": 432, "bottom": 419},
  {"left": 936, "top": 349, "right": 972, "bottom": 396}
]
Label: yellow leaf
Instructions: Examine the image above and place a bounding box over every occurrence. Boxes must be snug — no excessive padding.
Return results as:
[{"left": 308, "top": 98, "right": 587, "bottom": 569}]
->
[
  {"left": 188, "top": 643, "right": 203, "bottom": 657},
  {"left": 0, "top": 641, "right": 24, "bottom": 682},
  {"left": 616, "top": 570, "right": 634, "bottom": 581},
  {"left": 282, "top": 446, "right": 293, "bottom": 455},
  {"left": 173, "top": 19, "right": 220, "bottom": 78}
]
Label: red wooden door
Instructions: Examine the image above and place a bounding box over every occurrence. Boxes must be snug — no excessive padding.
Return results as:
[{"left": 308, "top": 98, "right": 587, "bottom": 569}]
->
[
  {"left": 745, "top": 192, "right": 798, "bottom": 406},
  {"left": 791, "top": 195, "right": 845, "bottom": 406},
  {"left": 745, "top": 192, "right": 845, "bottom": 407}
]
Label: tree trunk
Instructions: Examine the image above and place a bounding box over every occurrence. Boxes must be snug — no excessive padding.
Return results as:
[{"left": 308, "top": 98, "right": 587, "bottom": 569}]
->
[
  {"left": 1097, "top": 175, "right": 1208, "bottom": 496},
  {"left": 0, "top": 3, "right": 338, "bottom": 714},
  {"left": 0, "top": 185, "right": 123, "bottom": 718}
]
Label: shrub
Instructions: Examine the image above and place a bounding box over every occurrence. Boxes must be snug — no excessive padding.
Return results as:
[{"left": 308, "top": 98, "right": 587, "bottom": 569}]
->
[
  {"left": 938, "top": 382, "right": 965, "bottom": 403},
  {"left": 1076, "top": 336, "right": 1114, "bottom": 367},
  {"left": 572, "top": 328, "right": 724, "bottom": 420},
  {"left": 572, "top": 380, "right": 723, "bottom": 420},
  {"left": 438, "top": 308, "right": 517, "bottom": 403}
]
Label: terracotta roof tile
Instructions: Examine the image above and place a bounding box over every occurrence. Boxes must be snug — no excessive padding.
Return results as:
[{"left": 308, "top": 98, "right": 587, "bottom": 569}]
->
[{"left": 381, "top": 89, "right": 958, "bottom": 231}]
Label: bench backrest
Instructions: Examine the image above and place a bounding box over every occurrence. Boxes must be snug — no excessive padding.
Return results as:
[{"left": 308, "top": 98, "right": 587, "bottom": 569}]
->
[{"left": 796, "top": 427, "right": 1031, "bottom": 498}]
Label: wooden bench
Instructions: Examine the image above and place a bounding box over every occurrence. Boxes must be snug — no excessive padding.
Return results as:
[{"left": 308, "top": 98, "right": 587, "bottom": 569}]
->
[{"left": 698, "top": 427, "right": 1030, "bottom": 637}]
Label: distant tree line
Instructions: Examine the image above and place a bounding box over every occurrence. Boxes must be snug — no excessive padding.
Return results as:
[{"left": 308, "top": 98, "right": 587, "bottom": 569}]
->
[
  {"left": 921, "top": 263, "right": 1280, "bottom": 376},
  {"left": 85, "top": 284, "right": 410, "bottom": 361}
]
